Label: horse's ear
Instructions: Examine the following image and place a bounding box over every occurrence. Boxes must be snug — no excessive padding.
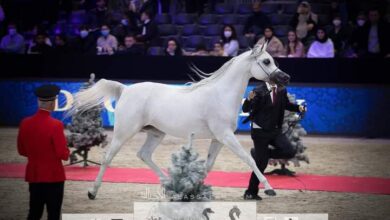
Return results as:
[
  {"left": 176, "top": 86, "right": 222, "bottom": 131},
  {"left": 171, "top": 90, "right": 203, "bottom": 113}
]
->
[
  {"left": 251, "top": 44, "right": 261, "bottom": 56},
  {"left": 261, "top": 40, "right": 269, "bottom": 52},
  {"left": 251, "top": 45, "right": 257, "bottom": 56}
]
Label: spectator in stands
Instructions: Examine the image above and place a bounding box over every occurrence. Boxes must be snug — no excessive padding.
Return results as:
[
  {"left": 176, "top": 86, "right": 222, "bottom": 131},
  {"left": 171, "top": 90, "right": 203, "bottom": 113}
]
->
[
  {"left": 136, "top": 10, "right": 158, "bottom": 46},
  {"left": 289, "top": 1, "right": 318, "bottom": 43},
  {"left": 354, "top": 12, "right": 367, "bottom": 28},
  {"left": 285, "top": 30, "right": 305, "bottom": 58},
  {"left": 53, "top": 34, "right": 70, "bottom": 54},
  {"left": 164, "top": 38, "right": 184, "bottom": 56},
  {"left": 138, "top": 0, "right": 158, "bottom": 17},
  {"left": 117, "top": 35, "right": 144, "bottom": 55},
  {"left": 210, "top": 42, "right": 227, "bottom": 57},
  {"left": 244, "top": 1, "right": 271, "bottom": 40},
  {"left": 330, "top": 0, "right": 348, "bottom": 25},
  {"left": 26, "top": 26, "right": 53, "bottom": 52},
  {"left": 0, "top": 24, "right": 25, "bottom": 54},
  {"left": 329, "top": 15, "right": 352, "bottom": 57},
  {"left": 221, "top": 25, "right": 239, "bottom": 57},
  {"left": 256, "top": 27, "right": 284, "bottom": 57},
  {"left": 28, "top": 32, "right": 53, "bottom": 54},
  {"left": 353, "top": 8, "right": 390, "bottom": 58},
  {"left": 97, "top": 24, "right": 118, "bottom": 55},
  {"left": 70, "top": 26, "right": 97, "bottom": 55},
  {"left": 87, "top": 0, "right": 109, "bottom": 29},
  {"left": 111, "top": 14, "right": 138, "bottom": 43},
  {"left": 307, "top": 27, "right": 335, "bottom": 58},
  {"left": 191, "top": 44, "right": 209, "bottom": 56},
  {"left": 125, "top": 3, "right": 140, "bottom": 30},
  {"left": 348, "top": 12, "right": 367, "bottom": 57}
]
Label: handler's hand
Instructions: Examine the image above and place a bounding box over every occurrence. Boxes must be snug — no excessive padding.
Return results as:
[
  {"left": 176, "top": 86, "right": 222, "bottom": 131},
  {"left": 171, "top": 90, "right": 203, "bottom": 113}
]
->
[
  {"left": 248, "top": 91, "right": 256, "bottom": 100},
  {"left": 299, "top": 105, "right": 307, "bottom": 113}
]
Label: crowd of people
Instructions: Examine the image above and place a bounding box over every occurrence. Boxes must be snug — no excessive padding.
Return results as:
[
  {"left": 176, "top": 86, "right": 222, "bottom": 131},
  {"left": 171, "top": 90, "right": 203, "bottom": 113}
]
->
[{"left": 0, "top": 0, "right": 389, "bottom": 58}]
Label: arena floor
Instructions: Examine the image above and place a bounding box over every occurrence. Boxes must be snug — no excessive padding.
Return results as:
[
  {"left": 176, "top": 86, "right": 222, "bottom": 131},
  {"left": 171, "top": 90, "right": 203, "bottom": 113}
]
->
[{"left": 0, "top": 127, "right": 389, "bottom": 220}]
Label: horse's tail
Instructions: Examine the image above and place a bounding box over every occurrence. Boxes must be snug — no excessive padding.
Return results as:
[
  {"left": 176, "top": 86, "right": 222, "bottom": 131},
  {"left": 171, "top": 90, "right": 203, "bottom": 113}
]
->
[{"left": 66, "top": 79, "right": 125, "bottom": 118}]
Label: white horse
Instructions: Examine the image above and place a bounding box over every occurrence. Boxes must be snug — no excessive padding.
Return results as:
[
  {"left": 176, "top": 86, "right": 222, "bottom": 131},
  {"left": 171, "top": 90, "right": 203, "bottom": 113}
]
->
[{"left": 69, "top": 43, "right": 290, "bottom": 200}]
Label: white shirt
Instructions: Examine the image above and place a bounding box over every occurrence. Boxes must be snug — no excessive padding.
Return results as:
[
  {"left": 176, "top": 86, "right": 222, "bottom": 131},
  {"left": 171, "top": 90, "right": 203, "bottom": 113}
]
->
[
  {"left": 252, "top": 82, "right": 277, "bottom": 129},
  {"left": 223, "top": 39, "right": 239, "bottom": 56},
  {"left": 142, "top": 19, "right": 150, "bottom": 36}
]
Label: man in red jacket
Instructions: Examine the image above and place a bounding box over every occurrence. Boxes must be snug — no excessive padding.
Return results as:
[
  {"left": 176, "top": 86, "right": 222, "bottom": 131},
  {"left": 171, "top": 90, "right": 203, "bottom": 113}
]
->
[{"left": 17, "top": 84, "right": 70, "bottom": 220}]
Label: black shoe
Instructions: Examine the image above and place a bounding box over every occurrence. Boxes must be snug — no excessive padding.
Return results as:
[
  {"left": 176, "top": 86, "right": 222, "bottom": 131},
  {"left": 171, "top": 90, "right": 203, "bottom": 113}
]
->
[{"left": 243, "top": 192, "right": 262, "bottom": 200}]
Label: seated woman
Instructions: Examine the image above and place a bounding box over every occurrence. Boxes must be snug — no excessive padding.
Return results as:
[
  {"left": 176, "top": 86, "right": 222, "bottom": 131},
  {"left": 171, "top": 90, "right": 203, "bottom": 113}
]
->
[
  {"left": 289, "top": 1, "right": 318, "bottom": 44},
  {"left": 256, "top": 26, "right": 284, "bottom": 57},
  {"left": 221, "top": 25, "right": 239, "bottom": 57},
  {"left": 307, "top": 27, "right": 335, "bottom": 58},
  {"left": 164, "top": 38, "right": 185, "bottom": 56},
  {"left": 285, "top": 30, "right": 305, "bottom": 58},
  {"left": 96, "top": 24, "right": 118, "bottom": 55}
]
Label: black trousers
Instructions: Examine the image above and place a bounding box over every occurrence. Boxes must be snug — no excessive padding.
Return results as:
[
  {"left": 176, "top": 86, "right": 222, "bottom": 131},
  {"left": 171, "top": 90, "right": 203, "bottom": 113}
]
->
[
  {"left": 28, "top": 182, "right": 64, "bottom": 220},
  {"left": 246, "top": 129, "right": 296, "bottom": 195}
]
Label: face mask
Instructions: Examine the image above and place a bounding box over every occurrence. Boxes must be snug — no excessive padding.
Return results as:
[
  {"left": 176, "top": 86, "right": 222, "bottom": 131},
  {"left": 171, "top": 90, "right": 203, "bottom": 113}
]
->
[
  {"left": 224, "top": 31, "right": 232, "bottom": 38},
  {"left": 357, "top": 19, "right": 365, "bottom": 27},
  {"left": 333, "top": 19, "right": 341, "bottom": 26},
  {"left": 101, "top": 30, "right": 110, "bottom": 36},
  {"left": 80, "top": 30, "right": 89, "bottom": 38},
  {"left": 121, "top": 19, "right": 129, "bottom": 26},
  {"left": 8, "top": 28, "right": 17, "bottom": 36}
]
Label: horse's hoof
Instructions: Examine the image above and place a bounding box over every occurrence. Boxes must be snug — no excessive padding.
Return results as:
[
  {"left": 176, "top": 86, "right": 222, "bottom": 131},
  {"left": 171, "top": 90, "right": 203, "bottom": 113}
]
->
[
  {"left": 88, "top": 191, "right": 96, "bottom": 200},
  {"left": 264, "top": 189, "right": 277, "bottom": 196}
]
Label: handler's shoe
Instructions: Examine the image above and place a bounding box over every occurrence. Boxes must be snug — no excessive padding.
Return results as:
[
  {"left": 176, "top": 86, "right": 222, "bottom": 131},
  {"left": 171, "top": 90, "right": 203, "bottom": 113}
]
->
[{"left": 243, "top": 192, "right": 262, "bottom": 200}]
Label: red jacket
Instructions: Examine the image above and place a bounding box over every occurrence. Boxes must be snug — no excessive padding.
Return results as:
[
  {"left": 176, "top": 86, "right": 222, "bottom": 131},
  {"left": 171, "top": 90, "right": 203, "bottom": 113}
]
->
[{"left": 17, "top": 109, "right": 70, "bottom": 182}]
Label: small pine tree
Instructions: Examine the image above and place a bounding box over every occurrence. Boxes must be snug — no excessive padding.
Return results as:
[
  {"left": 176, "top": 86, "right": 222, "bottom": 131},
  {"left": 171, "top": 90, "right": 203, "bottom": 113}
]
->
[
  {"left": 67, "top": 74, "right": 108, "bottom": 166},
  {"left": 162, "top": 134, "right": 214, "bottom": 202}
]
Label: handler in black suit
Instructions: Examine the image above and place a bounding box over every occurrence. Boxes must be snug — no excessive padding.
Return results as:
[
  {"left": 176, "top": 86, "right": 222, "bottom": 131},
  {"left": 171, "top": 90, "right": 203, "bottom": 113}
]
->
[{"left": 243, "top": 81, "right": 306, "bottom": 200}]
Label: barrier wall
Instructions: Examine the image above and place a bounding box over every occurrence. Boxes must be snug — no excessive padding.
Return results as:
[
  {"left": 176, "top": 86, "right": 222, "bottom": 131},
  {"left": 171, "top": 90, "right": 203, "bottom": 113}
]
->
[
  {"left": 1, "top": 54, "right": 390, "bottom": 84},
  {"left": 1, "top": 80, "right": 389, "bottom": 137}
]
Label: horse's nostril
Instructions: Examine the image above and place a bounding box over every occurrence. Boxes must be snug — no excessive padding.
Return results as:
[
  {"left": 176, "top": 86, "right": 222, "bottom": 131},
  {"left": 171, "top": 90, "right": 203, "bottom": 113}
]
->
[{"left": 282, "top": 73, "right": 290, "bottom": 81}]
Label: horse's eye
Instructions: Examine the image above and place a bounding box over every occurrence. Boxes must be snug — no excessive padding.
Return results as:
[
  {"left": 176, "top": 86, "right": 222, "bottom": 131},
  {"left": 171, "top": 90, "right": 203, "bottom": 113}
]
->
[{"left": 263, "top": 59, "right": 271, "bottom": 65}]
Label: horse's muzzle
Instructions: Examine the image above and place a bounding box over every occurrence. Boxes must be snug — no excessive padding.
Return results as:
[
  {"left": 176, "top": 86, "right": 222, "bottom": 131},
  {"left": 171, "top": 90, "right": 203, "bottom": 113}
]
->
[{"left": 270, "top": 70, "right": 290, "bottom": 87}]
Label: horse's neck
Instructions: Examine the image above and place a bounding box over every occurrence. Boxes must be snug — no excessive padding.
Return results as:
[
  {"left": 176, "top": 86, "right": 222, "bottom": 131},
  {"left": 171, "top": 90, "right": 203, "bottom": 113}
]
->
[{"left": 211, "top": 53, "right": 251, "bottom": 109}]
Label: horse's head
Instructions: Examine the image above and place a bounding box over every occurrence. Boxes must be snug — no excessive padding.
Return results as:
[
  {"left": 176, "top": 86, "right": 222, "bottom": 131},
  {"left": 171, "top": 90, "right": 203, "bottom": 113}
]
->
[{"left": 249, "top": 42, "right": 290, "bottom": 87}]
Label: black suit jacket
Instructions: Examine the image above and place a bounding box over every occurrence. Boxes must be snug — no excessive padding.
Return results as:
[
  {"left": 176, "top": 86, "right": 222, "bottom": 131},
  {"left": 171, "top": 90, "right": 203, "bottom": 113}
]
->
[
  {"left": 354, "top": 21, "right": 390, "bottom": 57},
  {"left": 137, "top": 21, "right": 159, "bottom": 45},
  {"left": 243, "top": 82, "right": 300, "bottom": 131}
]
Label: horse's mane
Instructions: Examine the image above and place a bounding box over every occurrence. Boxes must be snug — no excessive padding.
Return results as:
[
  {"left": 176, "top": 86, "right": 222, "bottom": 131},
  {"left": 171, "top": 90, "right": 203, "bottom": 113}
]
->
[{"left": 182, "top": 57, "right": 237, "bottom": 91}]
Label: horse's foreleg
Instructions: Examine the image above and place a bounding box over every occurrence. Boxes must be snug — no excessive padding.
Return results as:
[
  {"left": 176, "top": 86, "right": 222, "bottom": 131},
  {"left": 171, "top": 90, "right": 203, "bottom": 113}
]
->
[
  {"left": 137, "top": 130, "right": 166, "bottom": 181},
  {"left": 216, "top": 131, "right": 276, "bottom": 196},
  {"left": 87, "top": 136, "right": 127, "bottom": 199},
  {"left": 205, "top": 139, "right": 223, "bottom": 172},
  {"left": 88, "top": 122, "right": 140, "bottom": 200}
]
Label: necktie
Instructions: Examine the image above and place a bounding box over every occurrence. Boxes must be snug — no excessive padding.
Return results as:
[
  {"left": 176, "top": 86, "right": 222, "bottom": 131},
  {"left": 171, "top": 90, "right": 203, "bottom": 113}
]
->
[{"left": 272, "top": 86, "right": 277, "bottom": 104}]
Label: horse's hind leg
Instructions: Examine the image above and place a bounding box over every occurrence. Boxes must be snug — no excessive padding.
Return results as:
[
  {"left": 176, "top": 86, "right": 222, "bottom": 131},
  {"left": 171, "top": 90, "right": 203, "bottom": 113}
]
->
[
  {"left": 88, "top": 123, "right": 141, "bottom": 200},
  {"left": 137, "top": 129, "right": 166, "bottom": 180}
]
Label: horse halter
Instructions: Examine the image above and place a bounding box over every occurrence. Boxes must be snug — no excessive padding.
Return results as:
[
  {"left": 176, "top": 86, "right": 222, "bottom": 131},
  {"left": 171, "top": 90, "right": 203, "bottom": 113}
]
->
[{"left": 255, "top": 57, "right": 279, "bottom": 81}]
